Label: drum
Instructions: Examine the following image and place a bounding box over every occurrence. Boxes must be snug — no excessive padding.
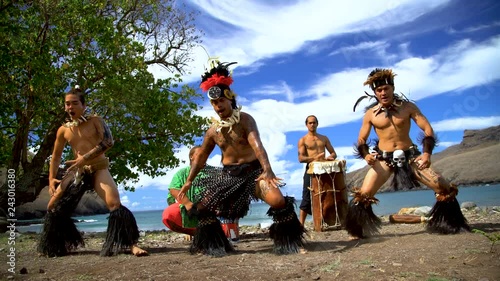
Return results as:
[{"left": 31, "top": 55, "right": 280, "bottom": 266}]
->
[{"left": 307, "top": 160, "right": 348, "bottom": 232}]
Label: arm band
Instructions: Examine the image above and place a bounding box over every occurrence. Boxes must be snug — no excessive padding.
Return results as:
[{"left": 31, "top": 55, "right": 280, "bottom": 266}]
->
[
  {"left": 83, "top": 142, "right": 111, "bottom": 160},
  {"left": 354, "top": 143, "right": 370, "bottom": 159},
  {"left": 422, "top": 136, "right": 436, "bottom": 154}
]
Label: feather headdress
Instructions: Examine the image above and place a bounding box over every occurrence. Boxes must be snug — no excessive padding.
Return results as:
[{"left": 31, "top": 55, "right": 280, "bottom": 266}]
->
[
  {"left": 200, "top": 58, "right": 239, "bottom": 110},
  {"left": 353, "top": 68, "right": 409, "bottom": 116},
  {"left": 363, "top": 68, "right": 396, "bottom": 90},
  {"left": 200, "top": 58, "right": 237, "bottom": 92}
]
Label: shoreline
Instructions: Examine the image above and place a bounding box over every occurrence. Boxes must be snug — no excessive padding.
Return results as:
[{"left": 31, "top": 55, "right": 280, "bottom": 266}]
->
[
  {"left": 12, "top": 183, "right": 500, "bottom": 223},
  {"left": 12, "top": 181, "right": 500, "bottom": 222},
  {"left": 15, "top": 205, "right": 500, "bottom": 236}
]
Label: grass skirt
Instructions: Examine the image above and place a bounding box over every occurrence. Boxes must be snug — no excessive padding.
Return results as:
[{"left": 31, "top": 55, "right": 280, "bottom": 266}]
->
[
  {"left": 345, "top": 197, "right": 382, "bottom": 238},
  {"left": 100, "top": 205, "right": 140, "bottom": 256},
  {"left": 37, "top": 174, "right": 93, "bottom": 257},
  {"left": 190, "top": 212, "right": 234, "bottom": 257},
  {"left": 267, "top": 196, "right": 306, "bottom": 254}
]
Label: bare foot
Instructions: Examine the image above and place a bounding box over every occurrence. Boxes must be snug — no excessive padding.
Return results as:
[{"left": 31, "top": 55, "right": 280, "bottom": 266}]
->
[
  {"left": 299, "top": 248, "right": 308, "bottom": 254},
  {"left": 130, "top": 245, "right": 148, "bottom": 257},
  {"left": 349, "top": 235, "right": 361, "bottom": 241}
]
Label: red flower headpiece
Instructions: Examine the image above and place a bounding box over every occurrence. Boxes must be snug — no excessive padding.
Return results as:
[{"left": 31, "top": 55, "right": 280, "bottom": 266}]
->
[{"left": 200, "top": 74, "right": 234, "bottom": 92}]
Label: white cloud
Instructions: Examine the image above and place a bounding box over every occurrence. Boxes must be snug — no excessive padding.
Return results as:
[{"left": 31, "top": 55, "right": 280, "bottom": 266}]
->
[
  {"left": 150, "top": 0, "right": 449, "bottom": 84},
  {"left": 120, "top": 144, "right": 224, "bottom": 192},
  {"left": 250, "top": 81, "right": 295, "bottom": 103},
  {"left": 329, "top": 41, "right": 387, "bottom": 56},
  {"left": 329, "top": 41, "right": 398, "bottom": 64},
  {"left": 137, "top": 0, "right": 500, "bottom": 198},
  {"left": 438, "top": 141, "right": 460, "bottom": 148},
  {"left": 120, "top": 195, "right": 130, "bottom": 205},
  {"left": 332, "top": 146, "right": 355, "bottom": 159},
  {"left": 433, "top": 116, "right": 500, "bottom": 132},
  {"left": 394, "top": 36, "right": 500, "bottom": 99},
  {"left": 191, "top": 0, "right": 448, "bottom": 53},
  {"left": 222, "top": 34, "right": 500, "bottom": 153},
  {"left": 446, "top": 21, "right": 500, "bottom": 34},
  {"left": 122, "top": 147, "right": 190, "bottom": 190}
]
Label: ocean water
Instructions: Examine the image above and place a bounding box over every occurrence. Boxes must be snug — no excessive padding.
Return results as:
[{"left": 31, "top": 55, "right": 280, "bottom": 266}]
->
[{"left": 17, "top": 184, "right": 500, "bottom": 234}]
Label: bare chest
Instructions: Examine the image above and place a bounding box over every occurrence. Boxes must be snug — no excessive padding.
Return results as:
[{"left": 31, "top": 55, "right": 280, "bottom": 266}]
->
[
  {"left": 214, "top": 125, "right": 249, "bottom": 149},
  {"left": 304, "top": 136, "right": 325, "bottom": 150},
  {"left": 65, "top": 122, "right": 98, "bottom": 147},
  {"left": 371, "top": 110, "right": 410, "bottom": 130}
]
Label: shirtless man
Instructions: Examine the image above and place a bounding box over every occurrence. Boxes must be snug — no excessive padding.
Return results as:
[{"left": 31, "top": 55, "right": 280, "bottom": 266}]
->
[
  {"left": 346, "top": 68, "right": 469, "bottom": 239},
  {"left": 297, "top": 115, "right": 337, "bottom": 225},
  {"left": 38, "top": 86, "right": 147, "bottom": 257},
  {"left": 178, "top": 60, "right": 304, "bottom": 256}
]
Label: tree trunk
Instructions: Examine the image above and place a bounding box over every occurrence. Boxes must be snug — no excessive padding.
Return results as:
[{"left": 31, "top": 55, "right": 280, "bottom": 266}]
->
[
  {"left": 0, "top": 113, "right": 64, "bottom": 217},
  {"left": 9, "top": 110, "right": 31, "bottom": 171}
]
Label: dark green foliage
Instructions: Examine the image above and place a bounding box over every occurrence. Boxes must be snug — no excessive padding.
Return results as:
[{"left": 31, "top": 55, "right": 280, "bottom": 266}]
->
[{"left": 0, "top": 1, "right": 208, "bottom": 205}]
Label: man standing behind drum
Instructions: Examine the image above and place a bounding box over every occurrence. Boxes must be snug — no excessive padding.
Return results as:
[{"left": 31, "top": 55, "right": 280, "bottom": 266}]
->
[{"left": 297, "top": 115, "right": 337, "bottom": 226}]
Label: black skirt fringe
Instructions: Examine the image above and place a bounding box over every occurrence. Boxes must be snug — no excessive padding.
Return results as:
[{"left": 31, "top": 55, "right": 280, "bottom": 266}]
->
[
  {"left": 190, "top": 213, "right": 234, "bottom": 257},
  {"left": 37, "top": 212, "right": 85, "bottom": 257},
  {"left": 374, "top": 146, "right": 421, "bottom": 191},
  {"left": 426, "top": 198, "right": 470, "bottom": 234},
  {"left": 267, "top": 196, "right": 305, "bottom": 254},
  {"left": 345, "top": 199, "right": 382, "bottom": 238},
  {"left": 37, "top": 174, "right": 93, "bottom": 257},
  {"left": 100, "top": 205, "right": 140, "bottom": 256},
  {"left": 392, "top": 163, "right": 420, "bottom": 191}
]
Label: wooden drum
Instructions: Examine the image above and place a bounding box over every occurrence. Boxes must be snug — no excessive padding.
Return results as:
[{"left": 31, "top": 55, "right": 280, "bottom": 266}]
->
[{"left": 307, "top": 160, "right": 348, "bottom": 232}]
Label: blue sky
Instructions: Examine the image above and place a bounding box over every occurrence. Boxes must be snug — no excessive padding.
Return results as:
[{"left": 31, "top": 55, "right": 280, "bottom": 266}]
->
[{"left": 121, "top": 0, "right": 500, "bottom": 211}]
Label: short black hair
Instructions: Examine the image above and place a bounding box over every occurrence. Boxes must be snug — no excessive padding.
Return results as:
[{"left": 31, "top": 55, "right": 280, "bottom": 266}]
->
[
  {"left": 305, "top": 115, "right": 318, "bottom": 125},
  {"left": 65, "top": 86, "right": 85, "bottom": 105},
  {"left": 189, "top": 146, "right": 201, "bottom": 158}
]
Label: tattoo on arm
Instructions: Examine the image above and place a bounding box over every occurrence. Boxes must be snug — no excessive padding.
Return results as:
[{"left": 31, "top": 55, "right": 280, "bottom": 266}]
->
[{"left": 84, "top": 118, "right": 114, "bottom": 160}]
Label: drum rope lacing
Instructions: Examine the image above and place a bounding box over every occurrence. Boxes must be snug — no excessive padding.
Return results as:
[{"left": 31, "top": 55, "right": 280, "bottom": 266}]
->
[{"left": 310, "top": 165, "right": 342, "bottom": 229}]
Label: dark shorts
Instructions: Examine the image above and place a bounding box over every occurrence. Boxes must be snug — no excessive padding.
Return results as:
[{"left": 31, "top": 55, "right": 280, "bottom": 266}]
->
[{"left": 299, "top": 165, "right": 312, "bottom": 215}]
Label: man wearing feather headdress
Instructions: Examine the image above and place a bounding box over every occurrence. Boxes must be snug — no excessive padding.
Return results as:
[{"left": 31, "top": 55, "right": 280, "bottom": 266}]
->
[
  {"left": 346, "top": 68, "right": 470, "bottom": 239},
  {"left": 177, "top": 59, "right": 305, "bottom": 256}
]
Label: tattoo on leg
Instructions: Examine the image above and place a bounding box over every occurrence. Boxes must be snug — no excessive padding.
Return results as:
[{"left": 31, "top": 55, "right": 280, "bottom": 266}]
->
[
  {"left": 416, "top": 170, "right": 430, "bottom": 183},
  {"left": 426, "top": 169, "right": 440, "bottom": 184},
  {"left": 258, "top": 180, "right": 271, "bottom": 199},
  {"left": 416, "top": 168, "right": 440, "bottom": 186}
]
